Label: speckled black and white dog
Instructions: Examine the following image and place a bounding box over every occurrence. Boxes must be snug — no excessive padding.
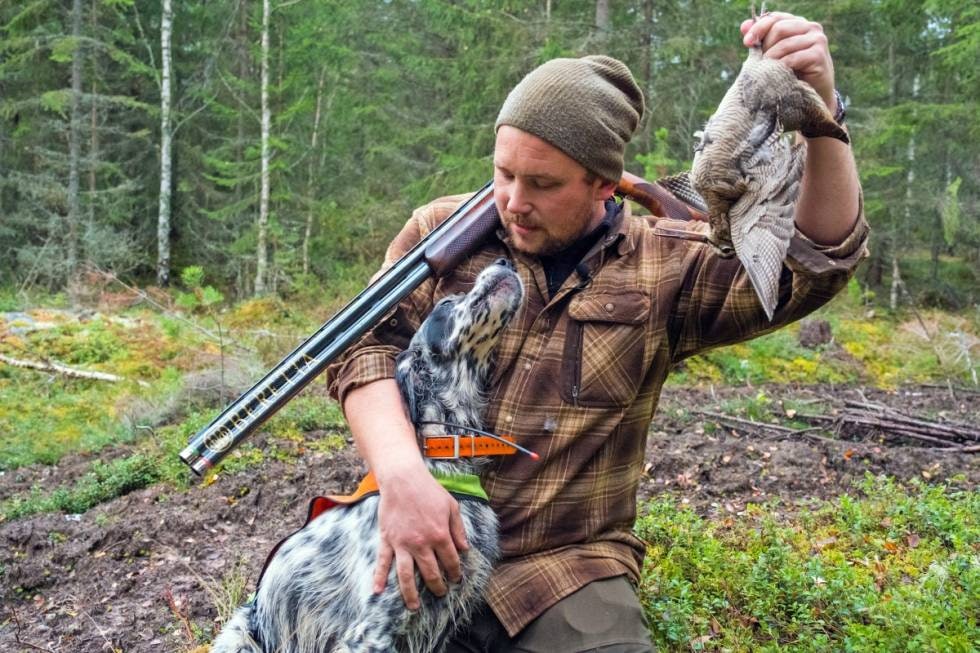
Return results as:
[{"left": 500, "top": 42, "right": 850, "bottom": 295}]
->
[{"left": 211, "top": 258, "right": 524, "bottom": 653}]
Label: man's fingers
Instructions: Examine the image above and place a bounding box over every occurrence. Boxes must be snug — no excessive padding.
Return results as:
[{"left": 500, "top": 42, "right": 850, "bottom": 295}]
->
[
  {"left": 373, "top": 540, "right": 395, "bottom": 594},
  {"left": 742, "top": 11, "right": 801, "bottom": 47},
  {"left": 763, "top": 32, "right": 826, "bottom": 63},
  {"left": 414, "top": 550, "right": 448, "bottom": 598},
  {"left": 776, "top": 50, "right": 834, "bottom": 100},
  {"left": 763, "top": 18, "right": 818, "bottom": 47},
  {"left": 448, "top": 506, "right": 469, "bottom": 553},
  {"left": 395, "top": 550, "right": 422, "bottom": 611},
  {"left": 438, "top": 512, "right": 467, "bottom": 585}
]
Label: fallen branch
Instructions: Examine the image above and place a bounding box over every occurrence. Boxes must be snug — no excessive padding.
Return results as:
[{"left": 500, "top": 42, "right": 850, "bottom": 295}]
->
[
  {"left": 795, "top": 403, "right": 978, "bottom": 451},
  {"left": 843, "top": 399, "right": 978, "bottom": 440},
  {"left": 694, "top": 410, "right": 795, "bottom": 433},
  {"left": 694, "top": 402, "right": 978, "bottom": 453},
  {"left": 692, "top": 409, "right": 840, "bottom": 445},
  {"left": 0, "top": 353, "right": 148, "bottom": 387}
]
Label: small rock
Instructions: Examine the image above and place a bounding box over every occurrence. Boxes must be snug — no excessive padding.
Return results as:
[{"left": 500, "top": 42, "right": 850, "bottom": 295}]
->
[{"left": 798, "top": 319, "right": 833, "bottom": 348}]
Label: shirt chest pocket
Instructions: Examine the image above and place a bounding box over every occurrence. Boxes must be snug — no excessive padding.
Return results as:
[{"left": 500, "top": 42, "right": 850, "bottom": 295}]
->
[{"left": 559, "top": 290, "right": 651, "bottom": 408}]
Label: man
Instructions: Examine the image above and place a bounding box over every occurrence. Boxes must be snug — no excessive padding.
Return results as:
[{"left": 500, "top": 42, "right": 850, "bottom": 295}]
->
[{"left": 327, "top": 12, "right": 867, "bottom": 653}]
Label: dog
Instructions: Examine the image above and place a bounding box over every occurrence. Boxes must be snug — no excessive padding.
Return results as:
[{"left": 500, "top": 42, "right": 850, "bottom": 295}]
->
[{"left": 211, "top": 257, "right": 525, "bottom": 653}]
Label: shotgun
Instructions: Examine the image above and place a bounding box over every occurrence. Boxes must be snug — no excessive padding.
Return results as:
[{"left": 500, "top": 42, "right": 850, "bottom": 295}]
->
[{"left": 179, "top": 174, "right": 704, "bottom": 475}]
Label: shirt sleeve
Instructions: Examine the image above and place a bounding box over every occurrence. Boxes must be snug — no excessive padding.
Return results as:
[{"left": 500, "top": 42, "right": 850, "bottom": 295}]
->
[
  {"left": 323, "top": 195, "right": 472, "bottom": 409},
  {"left": 667, "top": 196, "right": 869, "bottom": 362}
]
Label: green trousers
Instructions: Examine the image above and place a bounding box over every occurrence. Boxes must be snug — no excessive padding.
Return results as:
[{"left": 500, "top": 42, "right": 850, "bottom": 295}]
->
[{"left": 445, "top": 575, "right": 654, "bottom": 653}]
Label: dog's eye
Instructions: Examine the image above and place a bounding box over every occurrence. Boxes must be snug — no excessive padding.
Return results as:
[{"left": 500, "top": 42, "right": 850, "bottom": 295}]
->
[{"left": 420, "top": 301, "right": 456, "bottom": 355}]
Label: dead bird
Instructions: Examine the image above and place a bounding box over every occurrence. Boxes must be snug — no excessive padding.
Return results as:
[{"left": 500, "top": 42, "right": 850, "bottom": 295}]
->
[{"left": 691, "top": 10, "right": 849, "bottom": 320}]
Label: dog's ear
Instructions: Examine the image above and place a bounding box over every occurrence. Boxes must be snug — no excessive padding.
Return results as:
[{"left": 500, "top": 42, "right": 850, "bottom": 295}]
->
[{"left": 394, "top": 349, "right": 422, "bottom": 423}]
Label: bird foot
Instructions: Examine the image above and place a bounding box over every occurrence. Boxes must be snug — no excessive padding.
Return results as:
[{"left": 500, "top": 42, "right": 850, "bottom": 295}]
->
[{"left": 708, "top": 238, "right": 736, "bottom": 259}]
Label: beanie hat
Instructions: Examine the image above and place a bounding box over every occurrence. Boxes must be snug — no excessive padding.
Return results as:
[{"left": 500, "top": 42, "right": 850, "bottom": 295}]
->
[{"left": 495, "top": 55, "right": 645, "bottom": 182}]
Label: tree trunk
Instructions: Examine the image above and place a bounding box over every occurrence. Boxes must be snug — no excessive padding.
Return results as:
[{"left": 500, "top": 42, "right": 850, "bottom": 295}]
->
[
  {"left": 67, "top": 0, "right": 83, "bottom": 295},
  {"left": 157, "top": 0, "right": 174, "bottom": 287},
  {"left": 254, "top": 0, "right": 271, "bottom": 296},
  {"left": 892, "top": 72, "right": 920, "bottom": 310},
  {"left": 641, "top": 0, "right": 654, "bottom": 152},
  {"left": 594, "top": 0, "right": 610, "bottom": 47},
  {"left": 303, "top": 68, "right": 327, "bottom": 276},
  {"left": 88, "top": 0, "right": 98, "bottom": 234},
  {"left": 890, "top": 255, "right": 903, "bottom": 311}
]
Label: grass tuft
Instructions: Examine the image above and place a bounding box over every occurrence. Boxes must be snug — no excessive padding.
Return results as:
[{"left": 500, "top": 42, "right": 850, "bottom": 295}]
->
[{"left": 0, "top": 454, "right": 162, "bottom": 521}]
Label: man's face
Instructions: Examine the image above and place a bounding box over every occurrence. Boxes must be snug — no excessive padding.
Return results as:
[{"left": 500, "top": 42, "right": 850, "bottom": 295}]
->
[{"left": 493, "top": 126, "right": 616, "bottom": 256}]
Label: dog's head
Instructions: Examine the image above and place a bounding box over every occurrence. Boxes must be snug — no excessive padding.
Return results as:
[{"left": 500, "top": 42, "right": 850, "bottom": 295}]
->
[{"left": 395, "top": 258, "right": 523, "bottom": 424}]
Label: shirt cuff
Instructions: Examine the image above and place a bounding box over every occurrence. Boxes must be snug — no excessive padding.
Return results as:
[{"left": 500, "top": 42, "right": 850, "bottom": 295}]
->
[
  {"left": 786, "top": 196, "right": 869, "bottom": 276},
  {"left": 328, "top": 348, "right": 398, "bottom": 410}
]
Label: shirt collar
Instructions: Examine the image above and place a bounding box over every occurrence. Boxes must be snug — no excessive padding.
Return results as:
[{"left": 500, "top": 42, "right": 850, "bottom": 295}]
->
[{"left": 495, "top": 198, "right": 628, "bottom": 258}]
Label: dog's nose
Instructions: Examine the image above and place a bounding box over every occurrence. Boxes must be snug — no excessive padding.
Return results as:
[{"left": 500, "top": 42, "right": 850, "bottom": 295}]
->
[{"left": 494, "top": 257, "right": 514, "bottom": 270}]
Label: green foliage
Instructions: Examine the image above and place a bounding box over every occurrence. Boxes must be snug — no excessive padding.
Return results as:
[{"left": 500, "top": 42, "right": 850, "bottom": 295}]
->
[
  {"left": 39, "top": 89, "right": 70, "bottom": 114},
  {"left": 635, "top": 475, "right": 979, "bottom": 652},
  {"left": 48, "top": 36, "right": 79, "bottom": 64},
  {"left": 636, "top": 128, "right": 688, "bottom": 180},
  {"left": 0, "top": 454, "right": 162, "bottom": 521},
  {"left": 176, "top": 266, "right": 225, "bottom": 313},
  {"left": 669, "top": 290, "right": 978, "bottom": 388},
  {"left": 0, "top": 0, "right": 976, "bottom": 302},
  {"left": 271, "top": 395, "right": 347, "bottom": 435}
]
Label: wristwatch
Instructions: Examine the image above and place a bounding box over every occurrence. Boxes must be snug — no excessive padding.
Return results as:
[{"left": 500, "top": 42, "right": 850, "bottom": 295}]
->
[{"left": 832, "top": 88, "right": 847, "bottom": 125}]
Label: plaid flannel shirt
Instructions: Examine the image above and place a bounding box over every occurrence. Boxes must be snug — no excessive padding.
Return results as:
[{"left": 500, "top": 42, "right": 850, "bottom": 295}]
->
[{"left": 326, "top": 192, "right": 869, "bottom": 635}]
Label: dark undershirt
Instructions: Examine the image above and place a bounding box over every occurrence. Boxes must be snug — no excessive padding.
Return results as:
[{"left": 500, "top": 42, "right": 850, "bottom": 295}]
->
[{"left": 539, "top": 199, "right": 621, "bottom": 298}]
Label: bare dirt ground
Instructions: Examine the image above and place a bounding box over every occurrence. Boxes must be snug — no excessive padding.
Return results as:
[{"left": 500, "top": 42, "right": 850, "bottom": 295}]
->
[{"left": 1, "top": 384, "right": 976, "bottom": 653}]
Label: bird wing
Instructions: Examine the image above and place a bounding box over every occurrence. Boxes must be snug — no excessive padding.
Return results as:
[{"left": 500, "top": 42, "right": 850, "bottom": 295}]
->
[{"left": 730, "top": 139, "right": 806, "bottom": 320}]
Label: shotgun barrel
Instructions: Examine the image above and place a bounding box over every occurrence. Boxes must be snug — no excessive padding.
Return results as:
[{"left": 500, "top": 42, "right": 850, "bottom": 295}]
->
[
  {"left": 179, "top": 183, "right": 498, "bottom": 474},
  {"left": 179, "top": 174, "right": 703, "bottom": 475}
]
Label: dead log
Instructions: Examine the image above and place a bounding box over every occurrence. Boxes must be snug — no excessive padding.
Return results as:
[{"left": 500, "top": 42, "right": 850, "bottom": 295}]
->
[
  {"left": 796, "top": 404, "right": 977, "bottom": 451},
  {"left": 0, "top": 353, "right": 147, "bottom": 386}
]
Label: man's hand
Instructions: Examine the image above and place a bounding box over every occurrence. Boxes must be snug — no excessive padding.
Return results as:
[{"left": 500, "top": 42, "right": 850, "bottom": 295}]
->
[
  {"left": 373, "top": 461, "right": 469, "bottom": 611},
  {"left": 740, "top": 12, "right": 837, "bottom": 113},
  {"left": 344, "top": 378, "right": 470, "bottom": 611}
]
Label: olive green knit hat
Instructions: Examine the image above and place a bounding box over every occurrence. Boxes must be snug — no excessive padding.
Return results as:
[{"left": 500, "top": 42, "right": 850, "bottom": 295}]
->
[{"left": 495, "top": 55, "right": 645, "bottom": 182}]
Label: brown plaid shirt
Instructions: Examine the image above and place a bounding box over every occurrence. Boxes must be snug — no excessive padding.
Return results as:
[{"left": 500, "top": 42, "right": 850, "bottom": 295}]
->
[{"left": 326, "top": 193, "right": 868, "bottom": 635}]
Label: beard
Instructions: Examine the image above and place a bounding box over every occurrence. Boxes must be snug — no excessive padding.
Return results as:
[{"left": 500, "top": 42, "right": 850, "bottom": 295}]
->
[{"left": 501, "top": 207, "right": 596, "bottom": 256}]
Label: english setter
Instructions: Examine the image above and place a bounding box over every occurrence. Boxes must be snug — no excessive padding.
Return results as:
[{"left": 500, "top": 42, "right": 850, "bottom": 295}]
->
[{"left": 211, "top": 257, "right": 525, "bottom": 653}]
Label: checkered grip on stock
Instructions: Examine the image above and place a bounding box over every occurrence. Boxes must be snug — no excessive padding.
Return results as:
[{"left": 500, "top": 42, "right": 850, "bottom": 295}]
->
[{"left": 657, "top": 172, "right": 708, "bottom": 214}]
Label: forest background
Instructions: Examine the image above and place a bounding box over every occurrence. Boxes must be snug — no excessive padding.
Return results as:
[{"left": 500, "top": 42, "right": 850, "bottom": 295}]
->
[
  {"left": 0, "top": 0, "right": 977, "bottom": 304},
  {"left": 0, "top": 1, "right": 978, "bottom": 652}
]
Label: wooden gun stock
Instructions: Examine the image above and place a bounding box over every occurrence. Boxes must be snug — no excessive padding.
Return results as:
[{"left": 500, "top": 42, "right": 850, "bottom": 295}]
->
[{"left": 617, "top": 171, "right": 707, "bottom": 221}]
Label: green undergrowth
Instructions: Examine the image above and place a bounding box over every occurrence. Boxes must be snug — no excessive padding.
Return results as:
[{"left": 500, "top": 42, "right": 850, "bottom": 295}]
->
[
  {"left": 668, "top": 279, "right": 979, "bottom": 389},
  {"left": 0, "top": 395, "right": 348, "bottom": 521},
  {"left": 0, "top": 455, "right": 162, "bottom": 521},
  {"left": 636, "top": 474, "right": 979, "bottom": 652}
]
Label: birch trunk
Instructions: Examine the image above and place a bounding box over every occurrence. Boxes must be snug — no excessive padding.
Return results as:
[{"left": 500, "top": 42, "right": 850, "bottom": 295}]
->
[
  {"left": 156, "top": 0, "right": 174, "bottom": 287},
  {"left": 892, "top": 73, "right": 920, "bottom": 310},
  {"left": 67, "top": 0, "right": 83, "bottom": 293},
  {"left": 254, "top": 0, "right": 271, "bottom": 296},
  {"left": 303, "top": 68, "right": 327, "bottom": 276}
]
